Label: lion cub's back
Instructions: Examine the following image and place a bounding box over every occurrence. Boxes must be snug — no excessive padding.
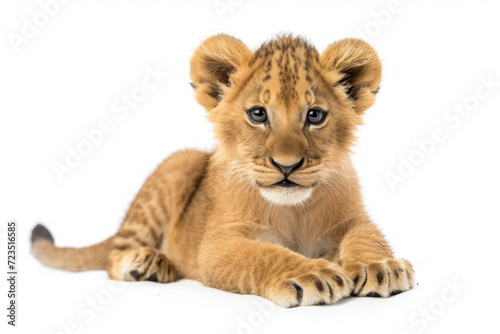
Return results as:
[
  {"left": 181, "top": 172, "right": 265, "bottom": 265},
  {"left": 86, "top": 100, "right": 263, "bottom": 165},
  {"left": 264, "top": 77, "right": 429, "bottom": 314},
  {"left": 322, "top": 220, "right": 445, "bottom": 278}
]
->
[{"left": 158, "top": 149, "right": 210, "bottom": 216}]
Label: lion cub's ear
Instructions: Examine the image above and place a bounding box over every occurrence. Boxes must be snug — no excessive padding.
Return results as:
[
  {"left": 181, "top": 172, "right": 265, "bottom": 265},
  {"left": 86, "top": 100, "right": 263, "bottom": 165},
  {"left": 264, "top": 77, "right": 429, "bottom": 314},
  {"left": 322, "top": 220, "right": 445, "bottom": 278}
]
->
[
  {"left": 320, "top": 38, "right": 382, "bottom": 114},
  {"left": 190, "top": 34, "right": 253, "bottom": 111}
]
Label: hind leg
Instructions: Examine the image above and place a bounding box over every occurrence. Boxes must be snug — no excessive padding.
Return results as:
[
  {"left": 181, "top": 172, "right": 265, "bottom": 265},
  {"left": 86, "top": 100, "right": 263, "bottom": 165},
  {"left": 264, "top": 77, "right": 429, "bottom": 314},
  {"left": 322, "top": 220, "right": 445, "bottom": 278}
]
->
[
  {"left": 106, "top": 149, "right": 209, "bottom": 283},
  {"left": 107, "top": 247, "right": 176, "bottom": 282}
]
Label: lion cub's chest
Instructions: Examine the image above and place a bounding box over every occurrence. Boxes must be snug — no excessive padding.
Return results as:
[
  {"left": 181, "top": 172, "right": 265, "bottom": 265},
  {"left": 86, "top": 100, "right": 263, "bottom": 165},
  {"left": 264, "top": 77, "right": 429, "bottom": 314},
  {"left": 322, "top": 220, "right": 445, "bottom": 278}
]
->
[{"left": 254, "top": 212, "right": 333, "bottom": 259}]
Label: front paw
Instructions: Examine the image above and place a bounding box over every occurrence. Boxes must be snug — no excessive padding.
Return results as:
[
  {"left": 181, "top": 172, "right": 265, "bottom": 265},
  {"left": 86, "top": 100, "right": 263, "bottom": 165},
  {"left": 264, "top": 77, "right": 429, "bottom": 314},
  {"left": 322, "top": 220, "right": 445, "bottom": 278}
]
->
[
  {"left": 266, "top": 259, "right": 353, "bottom": 308},
  {"left": 342, "top": 258, "right": 415, "bottom": 297}
]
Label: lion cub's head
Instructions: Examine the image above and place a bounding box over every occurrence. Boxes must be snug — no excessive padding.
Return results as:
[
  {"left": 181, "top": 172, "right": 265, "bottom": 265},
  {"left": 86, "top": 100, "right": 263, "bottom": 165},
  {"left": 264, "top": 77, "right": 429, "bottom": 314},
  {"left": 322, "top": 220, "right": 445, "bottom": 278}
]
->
[{"left": 190, "top": 34, "right": 381, "bottom": 206}]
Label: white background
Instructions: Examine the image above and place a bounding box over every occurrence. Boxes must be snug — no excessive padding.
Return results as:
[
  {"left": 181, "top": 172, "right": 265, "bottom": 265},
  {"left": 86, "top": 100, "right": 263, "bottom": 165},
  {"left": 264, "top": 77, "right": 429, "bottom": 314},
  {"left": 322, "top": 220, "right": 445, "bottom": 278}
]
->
[{"left": 1, "top": 1, "right": 500, "bottom": 333}]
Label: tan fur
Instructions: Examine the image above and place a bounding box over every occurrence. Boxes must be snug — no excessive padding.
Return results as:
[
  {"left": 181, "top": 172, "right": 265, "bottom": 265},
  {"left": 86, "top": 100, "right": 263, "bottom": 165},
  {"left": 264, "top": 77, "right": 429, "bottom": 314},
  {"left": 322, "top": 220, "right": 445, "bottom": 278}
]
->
[{"left": 32, "top": 34, "right": 414, "bottom": 307}]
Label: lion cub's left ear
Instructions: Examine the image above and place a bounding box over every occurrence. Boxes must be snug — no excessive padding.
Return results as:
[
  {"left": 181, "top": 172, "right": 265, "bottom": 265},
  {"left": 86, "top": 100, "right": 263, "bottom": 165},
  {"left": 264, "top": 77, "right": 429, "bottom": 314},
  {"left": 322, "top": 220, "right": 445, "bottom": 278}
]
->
[
  {"left": 320, "top": 38, "right": 382, "bottom": 114},
  {"left": 190, "top": 34, "right": 253, "bottom": 111}
]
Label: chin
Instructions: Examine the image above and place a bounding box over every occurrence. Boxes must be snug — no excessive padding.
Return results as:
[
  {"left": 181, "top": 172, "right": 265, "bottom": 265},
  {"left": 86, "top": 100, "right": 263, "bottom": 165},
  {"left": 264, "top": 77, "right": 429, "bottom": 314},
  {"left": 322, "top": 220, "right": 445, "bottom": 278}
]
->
[{"left": 259, "top": 186, "right": 313, "bottom": 206}]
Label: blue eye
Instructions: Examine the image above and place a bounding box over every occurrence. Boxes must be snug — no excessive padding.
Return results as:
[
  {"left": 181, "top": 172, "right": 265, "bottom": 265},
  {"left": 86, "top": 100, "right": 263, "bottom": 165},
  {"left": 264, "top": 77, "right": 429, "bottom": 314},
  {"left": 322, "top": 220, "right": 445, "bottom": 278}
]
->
[
  {"left": 306, "top": 108, "right": 326, "bottom": 125},
  {"left": 248, "top": 107, "right": 267, "bottom": 123}
]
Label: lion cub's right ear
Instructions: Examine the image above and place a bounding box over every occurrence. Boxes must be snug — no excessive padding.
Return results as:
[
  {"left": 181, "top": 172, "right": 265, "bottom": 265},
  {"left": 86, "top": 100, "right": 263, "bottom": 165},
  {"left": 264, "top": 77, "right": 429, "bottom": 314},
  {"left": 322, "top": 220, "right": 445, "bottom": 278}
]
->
[{"left": 190, "top": 34, "right": 253, "bottom": 111}]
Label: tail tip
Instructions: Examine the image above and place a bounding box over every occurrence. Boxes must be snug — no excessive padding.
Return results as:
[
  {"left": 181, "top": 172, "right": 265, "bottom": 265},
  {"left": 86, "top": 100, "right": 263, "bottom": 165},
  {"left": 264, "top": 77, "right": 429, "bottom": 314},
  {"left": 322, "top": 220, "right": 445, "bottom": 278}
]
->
[{"left": 31, "top": 224, "right": 54, "bottom": 244}]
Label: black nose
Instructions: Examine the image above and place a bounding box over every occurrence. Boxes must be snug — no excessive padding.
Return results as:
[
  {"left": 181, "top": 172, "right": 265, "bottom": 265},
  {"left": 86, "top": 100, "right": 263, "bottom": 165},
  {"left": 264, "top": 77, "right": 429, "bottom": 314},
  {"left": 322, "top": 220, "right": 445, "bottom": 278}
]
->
[{"left": 269, "top": 157, "right": 304, "bottom": 177}]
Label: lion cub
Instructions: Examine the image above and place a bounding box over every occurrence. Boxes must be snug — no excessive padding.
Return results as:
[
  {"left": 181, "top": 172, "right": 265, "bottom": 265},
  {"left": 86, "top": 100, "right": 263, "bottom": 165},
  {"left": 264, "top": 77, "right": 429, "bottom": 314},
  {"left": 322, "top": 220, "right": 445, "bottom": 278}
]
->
[{"left": 32, "top": 34, "right": 414, "bottom": 307}]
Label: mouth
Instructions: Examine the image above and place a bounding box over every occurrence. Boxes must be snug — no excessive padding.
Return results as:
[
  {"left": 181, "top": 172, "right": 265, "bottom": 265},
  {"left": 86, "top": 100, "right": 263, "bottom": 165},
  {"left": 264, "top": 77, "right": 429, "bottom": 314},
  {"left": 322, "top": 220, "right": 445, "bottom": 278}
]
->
[
  {"left": 273, "top": 179, "right": 300, "bottom": 188},
  {"left": 259, "top": 180, "right": 313, "bottom": 205}
]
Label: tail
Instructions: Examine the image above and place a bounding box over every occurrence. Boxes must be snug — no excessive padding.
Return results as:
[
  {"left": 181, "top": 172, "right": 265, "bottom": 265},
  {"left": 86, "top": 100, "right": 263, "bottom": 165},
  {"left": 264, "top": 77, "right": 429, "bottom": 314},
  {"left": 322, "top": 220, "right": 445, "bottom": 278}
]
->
[{"left": 31, "top": 224, "right": 115, "bottom": 272}]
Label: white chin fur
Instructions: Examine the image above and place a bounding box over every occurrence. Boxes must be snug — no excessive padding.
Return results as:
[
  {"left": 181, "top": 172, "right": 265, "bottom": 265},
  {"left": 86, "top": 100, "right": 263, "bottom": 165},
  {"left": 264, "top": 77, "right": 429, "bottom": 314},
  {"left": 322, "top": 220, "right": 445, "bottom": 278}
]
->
[{"left": 259, "top": 186, "right": 313, "bottom": 205}]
